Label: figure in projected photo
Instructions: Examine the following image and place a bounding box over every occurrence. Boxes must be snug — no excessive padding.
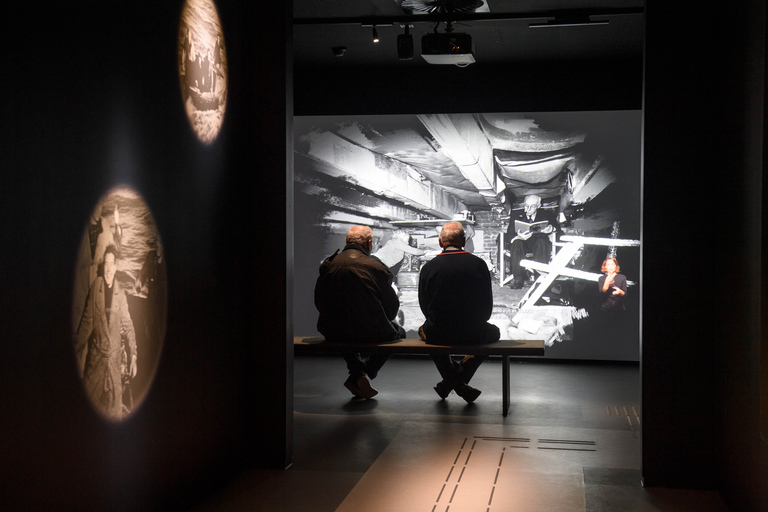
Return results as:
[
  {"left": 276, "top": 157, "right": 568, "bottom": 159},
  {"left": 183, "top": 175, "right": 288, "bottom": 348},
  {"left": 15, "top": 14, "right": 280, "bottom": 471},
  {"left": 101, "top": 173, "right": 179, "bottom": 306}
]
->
[
  {"left": 505, "top": 194, "right": 560, "bottom": 289},
  {"left": 372, "top": 229, "right": 425, "bottom": 274},
  {"left": 88, "top": 204, "right": 122, "bottom": 286},
  {"left": 598, "top": 257, "right": 627, "bottom": 311},
  {"left": 314, "top": 225, "right": 406, "bottom": 399},
  {"left": 74, "top": 245, "right": 138, "bottom": 419},
  {"left": 418, "top": 222, "right": 500, "bottom": 403}
]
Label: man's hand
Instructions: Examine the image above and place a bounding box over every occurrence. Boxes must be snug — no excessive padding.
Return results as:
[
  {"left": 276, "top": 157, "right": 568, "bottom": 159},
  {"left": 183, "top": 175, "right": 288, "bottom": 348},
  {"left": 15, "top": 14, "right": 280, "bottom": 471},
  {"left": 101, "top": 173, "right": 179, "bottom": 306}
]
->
[{"left": 516, "top": 229, "right": 533, "bottom": 240}]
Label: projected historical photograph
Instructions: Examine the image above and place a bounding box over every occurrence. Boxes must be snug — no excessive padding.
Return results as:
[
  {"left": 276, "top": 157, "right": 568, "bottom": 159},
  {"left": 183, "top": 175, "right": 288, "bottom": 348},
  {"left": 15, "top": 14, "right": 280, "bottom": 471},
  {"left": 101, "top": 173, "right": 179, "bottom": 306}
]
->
[
  {"left": 72, "top": 186, "right": 167, "bottom": 421},
  {"left": 178, "top": 0, "right": 228, "bottom": 144},
  {"left": 294, "top": 112, "right": 641, "bottom": 361}
]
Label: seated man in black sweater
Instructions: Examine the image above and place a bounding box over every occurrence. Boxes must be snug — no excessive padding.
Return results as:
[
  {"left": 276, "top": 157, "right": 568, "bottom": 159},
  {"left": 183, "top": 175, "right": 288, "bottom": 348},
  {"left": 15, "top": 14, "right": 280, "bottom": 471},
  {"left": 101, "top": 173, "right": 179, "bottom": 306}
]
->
[{"left": 418, "top": 222, "right": 500, "bottom": 403}]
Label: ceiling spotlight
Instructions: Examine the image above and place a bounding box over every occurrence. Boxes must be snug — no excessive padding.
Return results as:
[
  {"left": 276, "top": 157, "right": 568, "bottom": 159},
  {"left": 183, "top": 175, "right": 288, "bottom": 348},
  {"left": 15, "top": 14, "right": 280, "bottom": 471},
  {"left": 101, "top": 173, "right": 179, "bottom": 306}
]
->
[
  {"left": 332, "top": 46, "right": 346, "bottom": 57},
  {"left": 372, "top": 25, "right": 379, "bottom": 43}
]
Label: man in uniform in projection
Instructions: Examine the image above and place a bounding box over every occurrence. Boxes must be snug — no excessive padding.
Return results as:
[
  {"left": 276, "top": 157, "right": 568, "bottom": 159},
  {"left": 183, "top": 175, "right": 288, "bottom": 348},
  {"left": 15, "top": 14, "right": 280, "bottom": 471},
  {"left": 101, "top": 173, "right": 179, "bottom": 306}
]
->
[
  {"left": 314, "top": 225, "right": 406, "bottom": 399},
  {"left": 74, "top": 244, "right": 138, "bottom": 419},
  {"left": 506, "top": 194, "right": 559, "bottom": 289},
  {"left": 418, "top": 222, "right": 500, "bottom": 403}
]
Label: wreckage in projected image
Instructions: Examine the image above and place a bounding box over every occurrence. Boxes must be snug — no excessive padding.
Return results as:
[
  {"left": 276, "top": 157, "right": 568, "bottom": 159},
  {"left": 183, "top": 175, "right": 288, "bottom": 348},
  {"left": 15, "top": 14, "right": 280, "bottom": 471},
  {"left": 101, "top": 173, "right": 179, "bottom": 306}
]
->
[{"left": 293, "top": 112, "right": 641, "bottom": 350}]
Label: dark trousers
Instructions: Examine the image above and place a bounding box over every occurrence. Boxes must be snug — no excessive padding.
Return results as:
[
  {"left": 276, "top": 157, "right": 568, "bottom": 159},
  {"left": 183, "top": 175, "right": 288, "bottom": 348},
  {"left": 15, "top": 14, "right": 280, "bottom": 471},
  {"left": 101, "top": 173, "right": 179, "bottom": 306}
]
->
[
  {"left": 430, "top": 354, "right": 487, "bottom": 384},
  {"left": 420, "top": 323, "right": 499, "bottom": 385},
  {"left": 343, "top": 352, "right": 391, "bottom": 379},
  {"left": 342, "top": 321, "right": 405, "bottom": 379},
  {"left": 509, "top": 235, "right": 551, "bottom": 281}
]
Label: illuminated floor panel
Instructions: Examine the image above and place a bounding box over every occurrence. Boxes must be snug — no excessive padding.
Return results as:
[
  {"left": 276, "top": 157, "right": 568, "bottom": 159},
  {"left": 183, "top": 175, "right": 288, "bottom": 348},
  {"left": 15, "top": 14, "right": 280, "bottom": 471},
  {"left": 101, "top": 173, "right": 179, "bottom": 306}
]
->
[{"left": 337, "top": 422, "right": 638, "bottom": 512}]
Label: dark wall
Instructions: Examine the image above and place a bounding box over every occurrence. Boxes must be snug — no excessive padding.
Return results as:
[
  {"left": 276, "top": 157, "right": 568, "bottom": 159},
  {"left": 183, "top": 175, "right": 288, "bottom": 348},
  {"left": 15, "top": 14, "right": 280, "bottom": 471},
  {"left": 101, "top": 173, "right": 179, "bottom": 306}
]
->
[
  {"left": 643, "top": 0, "right": 768, "bottom": 508},
  {"left": 0, "top": 1, "right": 291, "bottom": 510},
  {"left": 295, "top": 58, "right": 643, "bottom": 116}
]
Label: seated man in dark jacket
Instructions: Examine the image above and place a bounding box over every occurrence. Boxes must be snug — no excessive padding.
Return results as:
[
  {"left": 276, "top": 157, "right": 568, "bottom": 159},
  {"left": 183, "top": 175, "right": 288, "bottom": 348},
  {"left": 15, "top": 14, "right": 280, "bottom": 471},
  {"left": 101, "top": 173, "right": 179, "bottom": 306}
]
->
[
  {"left": 418, "top": 222, "right": 500, "bottom": 403},
  {"left": 314, "top": 225, "right": 406, "bottom": 399}
]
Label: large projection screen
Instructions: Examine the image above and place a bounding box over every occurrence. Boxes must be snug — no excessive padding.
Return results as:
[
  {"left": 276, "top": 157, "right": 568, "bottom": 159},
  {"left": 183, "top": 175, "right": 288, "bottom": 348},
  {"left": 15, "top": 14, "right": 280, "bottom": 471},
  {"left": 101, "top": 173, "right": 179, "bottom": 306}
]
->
[{"left": 294, "top": 111, "right": 641, "bottom": 361}]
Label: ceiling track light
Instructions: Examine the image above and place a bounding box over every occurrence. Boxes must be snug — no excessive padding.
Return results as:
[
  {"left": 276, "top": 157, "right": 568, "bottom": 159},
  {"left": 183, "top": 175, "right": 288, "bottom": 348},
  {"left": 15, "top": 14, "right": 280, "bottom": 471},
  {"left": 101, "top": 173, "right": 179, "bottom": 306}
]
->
[
  {"left": 529, "top": 17, "right": 609, "bottom": 28},
  {"left": 372, "top": 25, "right": 379, "bottom": 43},
  {"left": 397, "top": 24, "right": 414, "bottom": 60}
]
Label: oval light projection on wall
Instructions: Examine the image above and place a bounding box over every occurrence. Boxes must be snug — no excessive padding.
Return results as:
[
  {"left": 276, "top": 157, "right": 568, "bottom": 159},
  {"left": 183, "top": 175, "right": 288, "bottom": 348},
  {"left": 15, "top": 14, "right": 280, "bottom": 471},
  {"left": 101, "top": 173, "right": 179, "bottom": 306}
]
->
[
  {"left": 72, "top": 186, "right": 167, "bottom": 422},
  {"left": 178, "top": 0, "right": 228, "bottom": 144}
]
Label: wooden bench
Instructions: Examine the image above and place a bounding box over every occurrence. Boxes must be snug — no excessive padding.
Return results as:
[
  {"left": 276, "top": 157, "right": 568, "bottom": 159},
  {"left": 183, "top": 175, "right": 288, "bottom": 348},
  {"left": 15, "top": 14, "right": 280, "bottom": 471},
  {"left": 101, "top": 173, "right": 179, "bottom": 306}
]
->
[{"left": 294, "top": 336, "right": 545, "bottom": 417}]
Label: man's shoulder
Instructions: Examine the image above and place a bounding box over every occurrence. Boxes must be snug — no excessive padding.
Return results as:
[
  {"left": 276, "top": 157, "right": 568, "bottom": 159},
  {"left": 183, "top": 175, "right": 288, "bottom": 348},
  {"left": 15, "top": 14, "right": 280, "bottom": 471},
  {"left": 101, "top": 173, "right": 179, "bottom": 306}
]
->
[
  {"left": 322, "top": 247, "right": 387, "bottom": 272},
  {"left": 429, "top": 250, "right": 485, "bottom": 266}
]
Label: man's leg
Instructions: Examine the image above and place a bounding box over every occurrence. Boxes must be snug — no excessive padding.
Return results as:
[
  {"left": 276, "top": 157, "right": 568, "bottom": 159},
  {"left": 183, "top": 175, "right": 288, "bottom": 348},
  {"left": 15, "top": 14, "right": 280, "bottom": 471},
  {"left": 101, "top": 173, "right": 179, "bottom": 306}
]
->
[
  {"left": 458, "top": 323, "right": 499, "bottom": 383},
  {"left": 365, "top": 322, "right": 404, "bottom": 379},
  {"left": 342, "top": 353, "right": 378, "bottom": 399},
  {"left": 530, "top": 235, "right": 552, "bottom": 264},
  {"left": 364, "top": 353, "right": 391, "bottom": 380},
  {"left": 342, "top": 353, "right": 366, "bottom": 377},
  {"left": 430, "top": 354, "right": 460, "bottom": 382},
  {"left": 508, "top": 239, "right": 528, "bottom": 287},
  {"left": 457, "top": 355, "right": 487, "bottom": 384}
]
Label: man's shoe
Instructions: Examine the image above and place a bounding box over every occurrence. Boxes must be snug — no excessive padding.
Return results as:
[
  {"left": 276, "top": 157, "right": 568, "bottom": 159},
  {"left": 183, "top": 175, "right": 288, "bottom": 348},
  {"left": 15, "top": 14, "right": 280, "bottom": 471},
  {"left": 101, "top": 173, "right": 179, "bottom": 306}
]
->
[
  {"left": 345, "top": 375, "right": 378, "bottom": 399},
  {"left": 454, "top": 382, "right": 481, "bottom": 403},
  {"left": 344, "top": 375, "right": 363, "bottom": 397},
  {"left": 433, "top": 380, "right": 453, "bottom": 400}
]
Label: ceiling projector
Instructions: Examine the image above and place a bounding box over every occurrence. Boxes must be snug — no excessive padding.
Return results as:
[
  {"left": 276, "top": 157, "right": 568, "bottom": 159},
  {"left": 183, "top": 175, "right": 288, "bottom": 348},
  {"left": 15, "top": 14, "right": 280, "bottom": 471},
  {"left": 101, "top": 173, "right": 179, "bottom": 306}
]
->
[{"left": 421, "top": 32, "right": 475, "bottom": 65}]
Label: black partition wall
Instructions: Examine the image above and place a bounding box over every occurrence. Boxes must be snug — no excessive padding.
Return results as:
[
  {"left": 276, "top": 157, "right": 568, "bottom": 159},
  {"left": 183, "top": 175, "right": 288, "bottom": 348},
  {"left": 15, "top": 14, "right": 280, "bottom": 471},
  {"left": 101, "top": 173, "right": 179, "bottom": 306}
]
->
[{"left": 0, "top": 1, "right": 291, "bottom": 510}]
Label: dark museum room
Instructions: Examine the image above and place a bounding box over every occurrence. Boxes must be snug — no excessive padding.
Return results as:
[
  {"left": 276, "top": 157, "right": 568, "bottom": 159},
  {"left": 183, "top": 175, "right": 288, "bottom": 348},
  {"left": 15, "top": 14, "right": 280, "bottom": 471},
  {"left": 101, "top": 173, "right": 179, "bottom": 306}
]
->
[{"left": 1, "top": 0, "right": 767, "bottom": 511}]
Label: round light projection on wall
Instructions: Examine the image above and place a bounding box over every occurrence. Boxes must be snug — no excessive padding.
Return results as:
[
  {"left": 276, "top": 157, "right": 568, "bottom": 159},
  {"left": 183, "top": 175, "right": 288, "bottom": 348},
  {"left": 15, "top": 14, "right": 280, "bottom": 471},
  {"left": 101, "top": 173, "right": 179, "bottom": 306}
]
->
[
  {"left": 178, "top": 0, "right": 228, "bottom": 144},
  {"left": 72, "top": 186, "right": 167, "bottom": 421}
]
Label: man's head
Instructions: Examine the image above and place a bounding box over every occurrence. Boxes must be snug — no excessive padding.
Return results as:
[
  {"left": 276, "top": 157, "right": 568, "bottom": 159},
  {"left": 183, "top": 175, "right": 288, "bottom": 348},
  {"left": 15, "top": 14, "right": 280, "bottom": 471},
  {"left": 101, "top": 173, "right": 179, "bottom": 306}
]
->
[
  {"left": 523, "top": 195, "right": 542, "bottom": 217},
  {"left": 346, "top": 225, "right": 374, "bottom": 253},
  {"left": 103, "top": 244, "right": 118, "bottom": 287},
  {"left": 438, "top": 222, "right": 465, "bottom": 249}
]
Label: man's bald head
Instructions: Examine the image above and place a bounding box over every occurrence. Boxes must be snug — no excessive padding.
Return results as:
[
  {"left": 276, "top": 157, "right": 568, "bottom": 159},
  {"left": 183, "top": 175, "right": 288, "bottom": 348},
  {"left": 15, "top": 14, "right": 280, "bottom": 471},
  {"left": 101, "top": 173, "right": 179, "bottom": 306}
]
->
[
  {"left": 346, "top": 225, "right": 374, "bottom": 252},
  {"left": 439, "top": 222, "right": 465, "bottom": 249}
]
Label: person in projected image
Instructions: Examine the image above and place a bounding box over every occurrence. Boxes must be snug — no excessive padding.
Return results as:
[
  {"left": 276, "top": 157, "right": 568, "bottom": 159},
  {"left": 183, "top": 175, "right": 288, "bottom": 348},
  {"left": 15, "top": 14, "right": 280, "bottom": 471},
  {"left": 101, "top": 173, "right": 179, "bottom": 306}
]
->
[
  {"left": 372, "top": 229, "right": 425, "bottom": 275},
  {"left": 418, "top": 222, "right": 500, "bottom": 403},
  {"left": 74, "top": 244, "right": 138, "bottom": 419},
  {"left": 598, "top": 256, "right": 627, "bottom": 311},
  {"left": 314, "top": 225, "right": 406, "bottom": 399},
  {"left": 505, "top": 194, "right": 560, "bottom": 289}
]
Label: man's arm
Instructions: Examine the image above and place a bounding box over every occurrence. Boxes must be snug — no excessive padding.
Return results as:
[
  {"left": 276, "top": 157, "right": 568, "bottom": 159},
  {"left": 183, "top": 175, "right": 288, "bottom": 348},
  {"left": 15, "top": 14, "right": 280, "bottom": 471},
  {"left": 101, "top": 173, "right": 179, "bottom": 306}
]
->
[
  {"left": 379, "top": 267, "right": 400, "bottom": 320},
  {"left": 481, "top": 263, "right": 494, "bottom": 320}
]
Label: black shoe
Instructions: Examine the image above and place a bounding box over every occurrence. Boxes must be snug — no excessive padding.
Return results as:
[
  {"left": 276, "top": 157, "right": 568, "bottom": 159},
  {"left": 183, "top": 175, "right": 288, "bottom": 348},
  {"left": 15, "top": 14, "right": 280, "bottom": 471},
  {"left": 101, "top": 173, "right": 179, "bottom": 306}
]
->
[
  {"left": 344, "top": 375, "right": 378, "bottom": 399},
  {"left": 344, "top": 375, "right": 363, "bottom": 397},
  {"left": 433, "top": 380, "right": 453, "bottom": 400},
  {"left": 454, "top": 382, "right": 481, "bottom": 403},
  {"left": 510, "top": 278, "right": 524, "bottom": 289}
]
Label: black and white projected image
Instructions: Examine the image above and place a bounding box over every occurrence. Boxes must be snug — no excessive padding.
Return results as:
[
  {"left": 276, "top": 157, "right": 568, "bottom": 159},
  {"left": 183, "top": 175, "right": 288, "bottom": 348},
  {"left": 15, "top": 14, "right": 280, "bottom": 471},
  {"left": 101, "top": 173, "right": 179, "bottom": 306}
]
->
[
  {"left": 294, "top": 112, "right": 641, "bottom": 361},
  {"left": 72, "top": 186, "right": 167, "bottom": 421},
  {"left": 178, "top": 0, "right": 228, "bottom": 144}
]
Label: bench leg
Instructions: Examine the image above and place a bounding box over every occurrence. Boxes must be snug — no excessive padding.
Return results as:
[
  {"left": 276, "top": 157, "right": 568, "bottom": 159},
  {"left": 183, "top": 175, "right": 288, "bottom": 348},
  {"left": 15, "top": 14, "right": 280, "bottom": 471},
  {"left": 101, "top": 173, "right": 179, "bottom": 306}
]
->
[{"left": 502, "top": 354, "right": 510, "bottom": 417}]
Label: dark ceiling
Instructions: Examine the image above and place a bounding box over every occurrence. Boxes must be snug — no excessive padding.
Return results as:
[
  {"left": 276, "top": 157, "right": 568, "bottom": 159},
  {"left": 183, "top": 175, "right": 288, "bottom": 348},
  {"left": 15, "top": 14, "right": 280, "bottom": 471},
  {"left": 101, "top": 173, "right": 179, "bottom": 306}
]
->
[{"left": 293, "top": 0, "right": 645, "bottom": 69}]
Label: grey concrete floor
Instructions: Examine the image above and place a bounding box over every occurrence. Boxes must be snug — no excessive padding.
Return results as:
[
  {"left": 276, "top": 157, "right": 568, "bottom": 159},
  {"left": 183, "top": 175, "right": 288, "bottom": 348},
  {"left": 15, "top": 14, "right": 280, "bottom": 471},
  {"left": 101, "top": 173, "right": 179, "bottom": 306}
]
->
[{"left": 194, "top": 355, "right": 729, "bottom": 512}]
